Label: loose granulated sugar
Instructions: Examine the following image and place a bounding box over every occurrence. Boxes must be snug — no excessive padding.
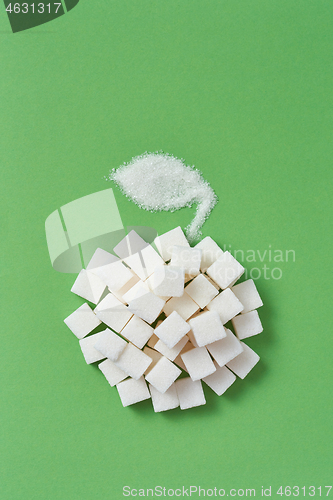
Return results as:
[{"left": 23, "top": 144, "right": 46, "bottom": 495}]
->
[{"left": 109, "top": 152, "right": 217, "bottom": 243}]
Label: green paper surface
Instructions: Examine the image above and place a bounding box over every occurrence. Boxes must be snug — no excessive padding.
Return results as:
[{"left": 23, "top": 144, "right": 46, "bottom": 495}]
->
[{"left": 0, "top": 1, "right": 332, "bottom": 499}]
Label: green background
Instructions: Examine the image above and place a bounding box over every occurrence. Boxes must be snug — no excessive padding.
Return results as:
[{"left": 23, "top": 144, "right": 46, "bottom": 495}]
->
[{"left": 1, "top": 1, "right": 332, "bottom": 499}]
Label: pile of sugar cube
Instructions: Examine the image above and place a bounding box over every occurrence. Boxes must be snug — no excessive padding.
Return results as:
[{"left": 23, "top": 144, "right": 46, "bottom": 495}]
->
[{"left": 64, "top": 227, "right": 263, "bottom": 412}]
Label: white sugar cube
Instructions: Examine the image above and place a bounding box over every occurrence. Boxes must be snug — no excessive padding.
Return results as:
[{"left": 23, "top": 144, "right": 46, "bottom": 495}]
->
[
  {"left": 181, "top": 347, "right": 216, "bottom": 381},
  {"left": 149, "top": 265, "right": 185, "bottom": 298},
  {"left": 231, "top": 310, "right": 263, "bottom": 340},
  {"left": 94, "top": 294, "right": 133, "bottom": 332},
  {"left": 175, "top": 378, "right": 206, "bottom": 410},
  {"left": 122, "top": 280, "right": 150, "bottom": 304},
  {"left": 116, "top": 377, "right": 151, "bottom": 407},
  {"left": 90, "top": 260, "right": 134, "bottom": 292},
  {"left": 143, "top": 347, "right": 163, "bottom": 374},
  {"left": 123, "top": 244, "right": 165, "bottom": 280},
  {"left": 149, "top": 383, "right": 180, "bottom": 412},
  {"left": 94, "top": 328, "right": 127, "bottom": 361},
  {"left": 154, "top": 335, "right": 189, "bottom": 361},
  {"left": 128, "top": 291, "right": 165, "bottom": 324},
  {"left": 170, "top": 245, "right": 202, "bottom": 277},
  {"left": 154, "top": 311, "right": 190, "bottom": 349},
  {"left": 207, "top": 251, "right": 244, "bottom": 289},
  {"left": 163, "top": 293, "right": 200, "bottom": 320},
  {"left": 114, "top": 343, "right": 152, "bottom": 380},
  {"left": 207, "top": 288, "right": 244, "bottom": 324},
  {"left": 145, "top": 356, "right": 181, "bottom": 393},
  {"left": 226, "top": 342, "right": 260, "bottom": 379},
  {"left": 188, "top": 310, "right": 226, "bottom": 347},
  {"left": 206, "top": 328, "right": 243, "bottom": 367},
  {"left": 185, "top": 274, "right": 218, "bottom": 309},
  {"left": 121, "top": 315, "right": 154, "bottom": 349},
  {"left": 64, "top": 303, "right": 101, "bottom": 339},
  {"left": 154, "top": 226, "right": 189, "bottom": 261},
  {"left": 71, "top": 269, "right": 106, "bottom": 304},
  {"left": 202, "top": 362, "right": 236, "bottom": 395},
  {"left": 79, "top": 331, "right": 106, "bottom": 364},
  {"left": 86, "top": 247, "right": 119, "bottom": 270},
  {"left": 231, "top": 279, "right": 263, "bottom": 314},
  {"left": 195, "top": 236, "right": 224, "bottom": 272},
  {"left": 113, "top": 230, "right": 148, "bottom": 259},
  {"left": 98, "top": 358, "right": 127, "bottom": 386}
]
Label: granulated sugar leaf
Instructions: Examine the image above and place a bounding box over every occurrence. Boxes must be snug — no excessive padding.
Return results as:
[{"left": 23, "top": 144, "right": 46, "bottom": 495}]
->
[{"left": 109, "top": 152, "right": 217, "bottom": 243}]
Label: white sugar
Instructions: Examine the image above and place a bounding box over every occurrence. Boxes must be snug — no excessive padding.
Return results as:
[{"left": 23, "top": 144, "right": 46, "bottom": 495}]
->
[{"left": 109, "top": 152, "right": 217, "bottom": 243}]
